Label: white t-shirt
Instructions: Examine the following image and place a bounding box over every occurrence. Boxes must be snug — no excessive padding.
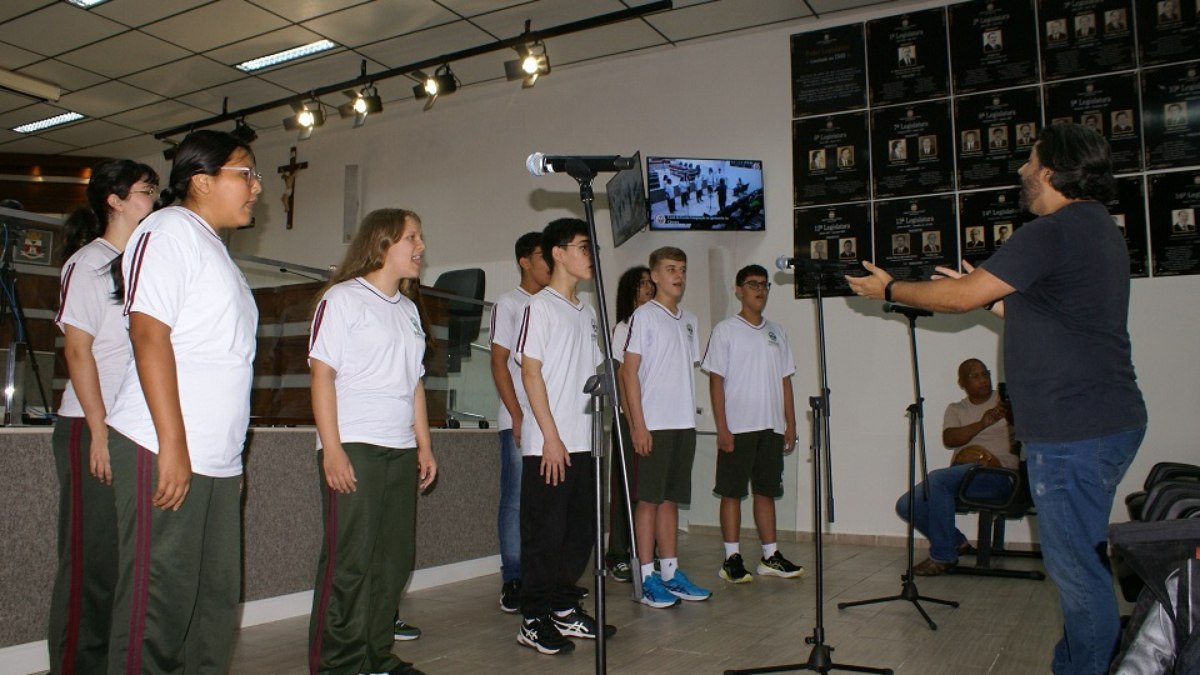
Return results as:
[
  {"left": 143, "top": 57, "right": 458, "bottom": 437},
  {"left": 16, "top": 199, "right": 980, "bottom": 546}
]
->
[
  {"left": 309, "top": 278, "right": 426, "bottom": 449},
  {"left": 611, "top": 320, "right": 630, "bottom": 362},
  {"left": 700, "top": 315, "right": 796, "bottom": 435},
  {"left": 56, "top": 238, "right": 130, "bottom": 417},
  {"left": 490, "top": 286, "right": 533, "bottom": 431},
  {"left": 943, "top": 391, "right": 1018, "bottom": 470},
  {"left": 624, "top": 300, "right": 699, "bottom": 431},
  {"left": 106, "top": 206, "right": 258, "bottom": 478},
  {"left": 515, "top": 287, "right": 602, "bottom": 456}
]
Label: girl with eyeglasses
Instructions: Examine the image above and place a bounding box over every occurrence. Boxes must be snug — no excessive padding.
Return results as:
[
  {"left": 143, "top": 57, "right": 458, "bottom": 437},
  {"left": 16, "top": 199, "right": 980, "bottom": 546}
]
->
[
  {"left": 48, "top": 159, "right": 158, "bottom": 675},
  {"left": 105, "top": 130, "right": 261, "bottom": 673}
]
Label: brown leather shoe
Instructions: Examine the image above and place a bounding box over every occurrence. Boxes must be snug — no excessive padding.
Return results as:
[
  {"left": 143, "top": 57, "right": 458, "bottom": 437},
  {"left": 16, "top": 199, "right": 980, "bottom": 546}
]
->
[{"left": 912, "top": 558, "right": 956, "bottom": 576}]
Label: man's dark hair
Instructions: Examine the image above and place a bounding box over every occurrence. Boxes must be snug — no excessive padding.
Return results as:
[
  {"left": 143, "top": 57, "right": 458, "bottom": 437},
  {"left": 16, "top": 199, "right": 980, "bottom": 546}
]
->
[
  {"left": 514, "top": 231, "right": 541, "bottom": 261},
  {"left": 735, "top": 264, "right": 768, "bottom": 286},
  {"left": 540, "top": 218, "right": 589, "bottom": 271},
  {"left": 1036, "top": 123, "right": 1116, "bottom": 202}
]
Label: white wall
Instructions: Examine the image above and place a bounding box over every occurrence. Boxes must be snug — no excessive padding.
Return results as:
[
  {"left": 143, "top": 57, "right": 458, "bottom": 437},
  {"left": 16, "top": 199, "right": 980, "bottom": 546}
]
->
[{"left": 177, "top": 4, "right": 1197, "bottom": 545}]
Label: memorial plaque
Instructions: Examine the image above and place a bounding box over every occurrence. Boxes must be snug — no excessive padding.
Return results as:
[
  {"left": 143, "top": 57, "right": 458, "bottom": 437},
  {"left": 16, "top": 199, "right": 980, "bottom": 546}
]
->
[
  {"left": 1107, "top": 176, "right": 1149, "bottom": 278},
  {"left": 873, "top": 196, "right": 958, "bottom": 281},
  {"left": 871, "top": 100, "right": 955, "bottom": 198},
  {"left": 1039, "top": 0, "right": 1136, "bottom": 81},
  {"left": 793, "top": 112, "right": 871, "bottom": 206},
  {"left": 1136, "top": 0, "right": 1200, "bottom": 66},
  {"left": 957, "top": 188, "right": 1035, "bottom": 268},
  {"left": 793, "top": 203, "right": 871, "bottom": 298},
  {"left": 955, "top": 87, "right": 1043, "bottom": 189},
  {"left": 1142, "top": 62, "right": 1200, "bottom": 170},
  {"left": 1148, "top": 170, "right": 1200, "bottom": 277},
  {"left": 948, "top": 0, "right": 1040, "bottom": 94},
  {"left": 1044, "top": 73, "right": 1142, "bottom": 172},
  {"left": 791, "top": 23, "right": 869, "bottom": 117},
  {"left": 866, "top": 8, "right": 951, "bottom": 106}
]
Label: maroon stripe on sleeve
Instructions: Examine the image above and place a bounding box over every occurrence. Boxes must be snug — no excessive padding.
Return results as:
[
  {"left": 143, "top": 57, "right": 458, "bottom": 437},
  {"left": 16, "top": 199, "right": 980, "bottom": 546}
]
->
[
  {"left": 623, "top": 314, "right": 636, "bottom": 353},
  {"left": 56, "top": 262, "right": 77, "bottom": 324},
  {"left": 514, "top": 305, "right": 531, "bottom": 354},
  {"left": 123, "top": 233, "right": 151, "bottom": 316},
  {"left": 308, "top": 485, "right": 339, "bottom": 674},
  {"left": 489, "top": 304, "right": 498, "bottom": 345},
  {"left": 309, "top": 300, "right": 327, "bottom": 352}
]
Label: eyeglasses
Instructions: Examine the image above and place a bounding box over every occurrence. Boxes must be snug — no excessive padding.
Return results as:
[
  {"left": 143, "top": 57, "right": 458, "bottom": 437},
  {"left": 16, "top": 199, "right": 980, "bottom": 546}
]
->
[
  {"left": 220, "top": 166, "right": 264, "bottom": 186},
  {"left": 741, "top": 281, "right": 771, "bottom": 291},
  {"left": 128, "top": 187, "right": 158, "bottom": 197},
  {"left": 638, "top": 279, "right": 654, "bottom": 287},
  {"left": 559, "top": 241, "right": 592, "bottom": 255}
]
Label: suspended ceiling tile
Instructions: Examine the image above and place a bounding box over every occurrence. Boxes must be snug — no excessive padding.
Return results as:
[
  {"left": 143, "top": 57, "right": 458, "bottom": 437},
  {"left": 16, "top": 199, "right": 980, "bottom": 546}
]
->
[
  {"left": 301, "top": 0, "right": 459, "bottom": 49},
  {"left": 142, "top": 0, "right": 290, "bottom": 53},
  {"left": 106, "top": 99, "right": 217, "bottom": 134},
  {"left": 255, "top": 51, "right": 384, "bottom": 94},
  {"left": 58, "top": 31, "right": 191, "bottom": 79},
  {"left": 435, "top": 0, "right": 529, "bottom": 19},
  {"left": 1, "top": 4, "right": 126, "bottom": 57},
  {"left": 175, "top": 77, "right": 296, "bottom": 115},
  {"left": 0, "top": 0, "right": 53, "bottom": 23},
  {"left": 40, "top": 119, "right": 138, "bottom": 147},
  {"left": 647, "top": 0, "right": 813, "bottom": 42},
  {"left": 0, "top": 135, "right": 78, "bottom": 154},
  {"left": 206, "top": 25, "right": 331, "bottom": 68},
  {"left": 123, "top": 56, "right": 244, "bottom": 99},
  {"left": 355, "top": 21, "right": 495, "bottom": 70},
  {"left": 247, "top": 0, "right": 373, "bottom": 23},
  {"left": 91, "top": 0, "right": 213, "bottom": 28},
  {"left": 58, "top": 81, "right": 163, "bottom": 118},
  {"left": 17, "top": 58, "right": 110, "bottom": 93},
  {"left": 542, "top": 21, "right": 667, "bottom": 66},
  {"left": 66, "top": 134, "right": 172, "bottom": 160},
  {"left": 468, "top": 0, "right": 630, "bottom": 38},
  {"left": 0, "top": 42, "right": 42, "bottom": 70},
  {"left": 0, "top": 89, "right": 35, "bottom": 114},
  {"left": 808, "top": 0, "right": 898, "bottom": 14}
]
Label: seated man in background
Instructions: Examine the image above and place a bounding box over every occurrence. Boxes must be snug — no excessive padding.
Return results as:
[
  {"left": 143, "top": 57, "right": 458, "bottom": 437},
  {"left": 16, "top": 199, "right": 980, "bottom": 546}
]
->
[{"left": 896, "top": 358, "right": 1017, "bottom": 575}]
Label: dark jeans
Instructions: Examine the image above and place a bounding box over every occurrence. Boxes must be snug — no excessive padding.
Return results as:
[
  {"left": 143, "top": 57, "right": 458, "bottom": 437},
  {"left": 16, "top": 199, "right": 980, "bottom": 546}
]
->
[{"left": 519, "top": 453, "right": 595, "bottom": 617}]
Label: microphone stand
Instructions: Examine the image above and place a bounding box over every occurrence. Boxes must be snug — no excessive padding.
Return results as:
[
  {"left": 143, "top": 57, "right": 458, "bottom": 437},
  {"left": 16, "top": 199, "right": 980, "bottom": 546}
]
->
[
  {"left": 836, "top": 305, "right": 958, "bottom": 629},
  {"left": 557, "top": 159, "right": 641, "bottom": 674},
  {"left": 726, "top": 270, "right": 891, "bottom": 675}
]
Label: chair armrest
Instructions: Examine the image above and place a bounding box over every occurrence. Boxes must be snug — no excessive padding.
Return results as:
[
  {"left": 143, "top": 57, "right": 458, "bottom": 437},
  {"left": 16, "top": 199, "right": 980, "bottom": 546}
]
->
[{"left": 957, "top": 465, "right": 1020, "bottom": 510}]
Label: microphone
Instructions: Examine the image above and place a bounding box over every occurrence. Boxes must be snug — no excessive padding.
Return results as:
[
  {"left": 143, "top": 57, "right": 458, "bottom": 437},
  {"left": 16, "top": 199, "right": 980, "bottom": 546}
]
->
[
  {"left": 526, "top": 153, "right": 635, "bottom": 176},
  {"left": 775, "top": 255, "right": 848, "bottom": 272},
  {"left": 883, "top": 302, "right": 933, "bottom": 318}
]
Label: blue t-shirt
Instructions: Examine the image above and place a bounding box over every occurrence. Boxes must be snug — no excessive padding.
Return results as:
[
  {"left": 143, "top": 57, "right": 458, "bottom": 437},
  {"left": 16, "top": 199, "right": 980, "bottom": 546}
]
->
[{"left": 981, "top": 200, "right": 1146, "bottom": 442}]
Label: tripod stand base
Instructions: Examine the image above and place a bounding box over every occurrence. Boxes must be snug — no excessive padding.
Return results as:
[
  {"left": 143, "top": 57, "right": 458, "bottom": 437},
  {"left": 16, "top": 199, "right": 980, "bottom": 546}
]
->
[
  {"left": 837, "top": 580, "right": 959, "bottom": 630},
  {"left": 725, "top": 640, "right": 894, "bottom": 674}
]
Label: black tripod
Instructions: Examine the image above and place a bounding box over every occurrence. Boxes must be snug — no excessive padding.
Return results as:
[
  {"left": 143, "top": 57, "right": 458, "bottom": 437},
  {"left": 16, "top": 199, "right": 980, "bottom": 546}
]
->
[
  {"left": 836, "top": 304, "right": 957, "bottom": 630},
  {"left": 0, "top": 220, "right": 50, "bottom": 424},
  {"left": 726, "top": 270, "right": 891, "bottom": 675}
]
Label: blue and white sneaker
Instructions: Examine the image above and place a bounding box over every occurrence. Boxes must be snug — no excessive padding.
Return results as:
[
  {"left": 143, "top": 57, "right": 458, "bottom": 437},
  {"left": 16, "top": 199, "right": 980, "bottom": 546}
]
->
[
  {"left": 663, "top": 569, "right": 711, "bottom": 601},
  {"left": 640, "top": 572, "right": 680, "bottom": 608}
]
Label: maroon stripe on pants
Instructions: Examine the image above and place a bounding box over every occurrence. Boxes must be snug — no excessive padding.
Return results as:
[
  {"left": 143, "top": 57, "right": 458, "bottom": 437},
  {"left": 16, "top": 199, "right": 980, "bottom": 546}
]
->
[
  {"left": 308, "top": 484, "right": 339, "bottom": 675},
  {"left": 126, "top": 445, "right": 153, "bottom": 675},
  {"left": 62, "top": 418, "right": 85, "bottom": 674}
]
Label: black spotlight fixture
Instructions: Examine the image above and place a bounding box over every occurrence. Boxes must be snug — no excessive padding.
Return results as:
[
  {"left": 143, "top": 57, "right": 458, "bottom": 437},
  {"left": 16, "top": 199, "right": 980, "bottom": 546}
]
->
[
  {"left": 282, "top": 98, "right": 325, "bottom": 140},
  {"left": 162, "top": 141, "right": 178, "bottom": 161},
  {"left": 338, "top": 84, "right": 382, "bottom": 128},
  {"left": 230, "top": 117, "right": 257, "bottom": 143},
  {"left": 412, "top": 64, "right": 457, "bottom": 111},
  {"left": 504, "top": 40, "right": 550, "bottom": 89}
]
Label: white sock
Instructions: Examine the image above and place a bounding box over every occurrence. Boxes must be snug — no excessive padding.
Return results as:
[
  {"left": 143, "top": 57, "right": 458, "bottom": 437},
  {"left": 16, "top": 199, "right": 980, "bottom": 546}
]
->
[
  {"left": 724, "top": 542, "right": 740, "bottom": 559},
  {"left": 661, "top": 557, "right": 679, "bottom": 581},
  {"left": 641, "top": 563, "right": 656, "bottom": 581},
  {"left": 762, "top": 543, "right": 778, "bottom": 559}
]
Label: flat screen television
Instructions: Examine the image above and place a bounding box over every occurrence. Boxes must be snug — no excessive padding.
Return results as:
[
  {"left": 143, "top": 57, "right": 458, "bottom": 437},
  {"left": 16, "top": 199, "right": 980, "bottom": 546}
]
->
[
  {"left": 646, "top": 156, "right": 764, "bottom": 231},
  {"left": 605, "top": 151, "right": 647, "bottom": 248}
]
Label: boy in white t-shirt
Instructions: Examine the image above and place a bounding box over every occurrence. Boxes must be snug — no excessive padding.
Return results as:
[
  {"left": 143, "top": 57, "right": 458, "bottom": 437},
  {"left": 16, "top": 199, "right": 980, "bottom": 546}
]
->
[
  {"left": 490, "top": 231, "right": 551, "bottom": 613},
  {"left": 701, "top": 264, "right": 805, "bottom": 584},
  {"left": 620, "top": 247, "right": 711, "bottom": 608},
  {"left": 514, "top": 218, "right": 612, "bottom": 655}
]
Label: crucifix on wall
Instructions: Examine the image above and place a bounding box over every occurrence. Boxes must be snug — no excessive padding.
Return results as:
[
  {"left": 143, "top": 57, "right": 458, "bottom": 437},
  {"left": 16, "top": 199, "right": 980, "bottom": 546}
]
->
[{"left": 277, "top": 146, "right": 308, "bottom": 229}]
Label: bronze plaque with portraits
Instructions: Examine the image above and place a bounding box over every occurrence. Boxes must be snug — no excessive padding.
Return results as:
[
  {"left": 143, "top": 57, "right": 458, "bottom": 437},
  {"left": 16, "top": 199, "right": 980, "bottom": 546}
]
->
[
  {"left": 1148, "top": 170, "right": 1200, "bottom": 277},
  {"left": 1137, "top": 0, "right": 1200, "bottom": 66},
  {"left": 1039, "top": 0, "right": 1136, "bottom": 81},
  {"left": 955, "top": 86, "right": 1043, "bottom": 189},
  {"left": 948, "top": 0, "right": 1039, "bottom": 94},
  {"left": 792, "top": 203, "right": 871, "bottom": 299},
  {"left": 791, "top": 23, "right": 869, "bottom": 118},
  {"left": 1107, "top": 176, "right": 1149, "bottom": 278},
  {"left": 866, "top": 8, "right": 951, "bottom": 106},
  {"left": 957, "top": 187, "right": 1035, "bottom": 268},
  {"left": 871, "top": 100, "right": 955, "bottom": 198},
  {"left": 873, "top": 195, "right": 957, "bottom": 281},
  {"left": 1044, "top": 73, "right": 1143, "bottom": 172},
  {"left": 1142, "top": 62, "right": 1200, "bottom": 170},
  {"left": 793, "top": 112, "right": 871, "bottom": 206}
]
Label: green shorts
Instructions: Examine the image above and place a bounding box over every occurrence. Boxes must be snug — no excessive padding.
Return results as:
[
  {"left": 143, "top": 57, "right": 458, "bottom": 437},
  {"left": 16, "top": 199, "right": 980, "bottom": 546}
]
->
[
  {"left": 714, "top": 429, "right": 784, "bottom": 499},
  {"left": 637, "top": 428, "right": 696, "bottom": 505}
]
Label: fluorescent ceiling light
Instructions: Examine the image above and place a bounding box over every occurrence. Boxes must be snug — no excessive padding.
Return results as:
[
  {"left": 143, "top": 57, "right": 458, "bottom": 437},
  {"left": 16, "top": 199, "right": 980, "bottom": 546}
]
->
[
  {"left": 236, "top": 40, "right": 337, "bottom": 72},
  {"left": 12, "top": 111, "right": 85, "bottom": 133},
  {"left": 65, "top": 0, "right": 112, "bottom": 7}
]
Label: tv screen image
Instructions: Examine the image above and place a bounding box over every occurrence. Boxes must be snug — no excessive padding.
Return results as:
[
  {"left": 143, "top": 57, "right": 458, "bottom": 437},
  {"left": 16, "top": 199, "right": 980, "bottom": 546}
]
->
[
  {"left": 605, "top": 151, "right": 647, "bottom": 248},
  {"left": 646, "top": 156, "right": 764, "bottom": 231}
]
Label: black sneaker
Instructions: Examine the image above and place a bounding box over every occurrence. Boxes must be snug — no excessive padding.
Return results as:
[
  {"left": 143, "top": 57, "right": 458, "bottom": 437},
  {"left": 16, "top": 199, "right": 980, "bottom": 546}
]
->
[
  {"left": 384, "top": 661, "right": 425, "bottom": 675},
  {"left": 553, "top": 607, "right": 617, "bottom": 639},
  {"left": 720, "top": 553, "right": 753, "bottom": 584},
  {"left": 757, "top": 551, "right": 805, "bottom": 579},
  {"left": 517, "top": 616, "right": 576, "bottom": 655},
  {"left": 500, "top": 579, "right": 521, "bottom": 613},
  {"left": 568, "top": 583, "right": 589, "bottom": 600}
]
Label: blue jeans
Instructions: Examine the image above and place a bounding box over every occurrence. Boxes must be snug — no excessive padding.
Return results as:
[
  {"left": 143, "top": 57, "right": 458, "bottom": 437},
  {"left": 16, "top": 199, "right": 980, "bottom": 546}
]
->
[
  {"left": 1026, "top": 427, "right": 1144, "bottom": 675},
  {"left": 896, "top": 463, "right": 1012, "bottom": 563},
  {"left": 498, "top": 430, "right": 522, "bottom": 583}
]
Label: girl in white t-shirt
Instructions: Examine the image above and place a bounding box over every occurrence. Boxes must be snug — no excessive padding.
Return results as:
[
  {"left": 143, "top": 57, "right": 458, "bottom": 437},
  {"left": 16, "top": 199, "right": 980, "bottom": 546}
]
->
[
  {"left": 105, "top": 130, "right": 261, "bottom": 674},
  {"left": 49, "top": 159, "right": 157, "bottom": 675},
  {"left": 308, "top": 209, "right": 437, "bottom": 675}
]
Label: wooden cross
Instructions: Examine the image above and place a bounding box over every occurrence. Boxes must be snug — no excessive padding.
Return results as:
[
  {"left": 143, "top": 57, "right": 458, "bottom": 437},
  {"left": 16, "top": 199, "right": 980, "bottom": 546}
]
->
[{"left": 277, "top": 146, "right": 308, "bottom": 230}]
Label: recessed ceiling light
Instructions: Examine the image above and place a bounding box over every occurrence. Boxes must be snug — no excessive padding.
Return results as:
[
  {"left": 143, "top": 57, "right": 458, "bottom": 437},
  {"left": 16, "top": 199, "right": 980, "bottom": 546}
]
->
[
  {"left": 12, "top": 111, "right": 85, "bottom": 134},
  {"left": 236, "top": 40, "right": 338, "bottom": 72},
  {"left": 64, "top": 0, "right": 112, "bottom": 8}
]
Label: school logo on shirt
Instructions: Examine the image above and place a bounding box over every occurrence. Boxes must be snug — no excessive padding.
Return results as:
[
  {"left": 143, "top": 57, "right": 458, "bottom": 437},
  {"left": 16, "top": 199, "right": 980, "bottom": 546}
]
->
[
  {"left": 767, "top": 330, "right": 780, "bottom": 346},
  {"left": 591, "top": 318, "right": 598, "bottom": 339},
  {"left": 686, "top": 323, "right": 695, "bottom": 342},
  {"left": 410, "top": 317, "right": 425, "bottom": 337}
]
